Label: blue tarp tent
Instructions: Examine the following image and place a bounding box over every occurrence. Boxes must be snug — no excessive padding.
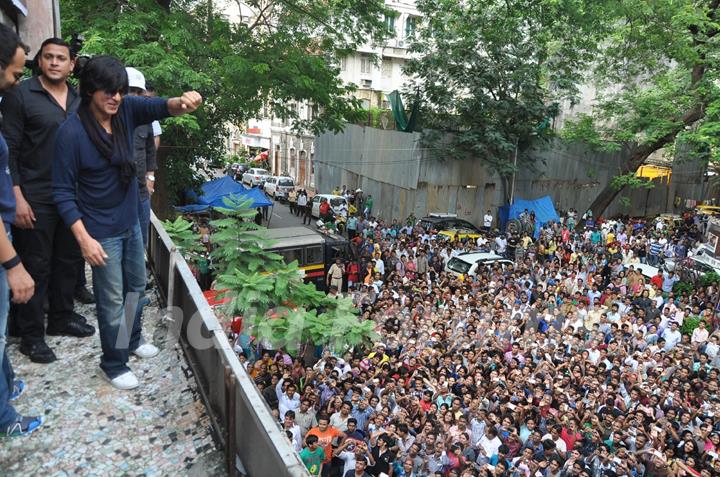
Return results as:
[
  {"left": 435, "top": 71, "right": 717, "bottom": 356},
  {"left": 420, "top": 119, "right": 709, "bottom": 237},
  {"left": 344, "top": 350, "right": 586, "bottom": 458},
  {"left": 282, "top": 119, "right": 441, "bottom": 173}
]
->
[
  {"left": 498, "top": 196, "right": 560, "bottom": 238},
  {"left": 176, "top": 176, "right": 272, "bottom": 212}
]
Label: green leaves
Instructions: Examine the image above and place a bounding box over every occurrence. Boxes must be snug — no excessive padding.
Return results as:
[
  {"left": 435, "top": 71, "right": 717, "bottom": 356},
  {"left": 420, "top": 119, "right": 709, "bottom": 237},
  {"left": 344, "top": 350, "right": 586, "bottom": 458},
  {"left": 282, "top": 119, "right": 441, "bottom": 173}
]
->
[
  {"left": 405, "top": 0, "right": 598, "bottom": 189},
  {"left": 201, "top": 198, "right": 375, "bottom": 355},
  {"left": 162, "top": 216, "right": 205, "bottom": 261},
  {"left": 60, "top": 0, "right": 391, "bottom": 204}
]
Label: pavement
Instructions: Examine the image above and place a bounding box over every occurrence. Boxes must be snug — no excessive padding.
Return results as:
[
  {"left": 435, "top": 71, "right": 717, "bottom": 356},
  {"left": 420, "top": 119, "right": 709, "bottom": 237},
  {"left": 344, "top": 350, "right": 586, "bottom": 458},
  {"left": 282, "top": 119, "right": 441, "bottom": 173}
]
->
[
  {"left": 265, "top": 196, "right": 312, "bottom": 229},
  {"left": 0, "top": 280, "right": 226, "bottom": 477}
]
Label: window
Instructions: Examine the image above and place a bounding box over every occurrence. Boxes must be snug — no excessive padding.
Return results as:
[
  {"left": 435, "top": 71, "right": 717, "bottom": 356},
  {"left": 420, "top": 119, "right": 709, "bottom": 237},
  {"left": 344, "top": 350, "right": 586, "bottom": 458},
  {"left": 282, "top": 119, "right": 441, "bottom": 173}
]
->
[
  {"left": 360, "top": 55, "right": 372, "bottom": 74},
  {"left": 306, "top": 246, "right": 323, "bottom": 265},
  {"left": 381, "top": 58, "right": 392, "bottom": 79},
  {"left": 340, "top": 56, "right": 347, "bottom": 71},
  {"left": 279, "top": 248, "right": 303, "bottom": 265},
  {"left": 385, "top": 14, "right": 396, "bottom": 35},
  {"left": 405, "top": 16, "right": 417, "bottom": 38}
]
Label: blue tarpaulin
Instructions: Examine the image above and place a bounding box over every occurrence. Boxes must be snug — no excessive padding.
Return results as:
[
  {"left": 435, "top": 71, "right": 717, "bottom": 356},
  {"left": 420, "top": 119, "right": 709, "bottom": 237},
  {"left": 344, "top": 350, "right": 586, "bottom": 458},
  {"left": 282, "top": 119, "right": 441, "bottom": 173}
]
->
[
  {"left": 498, "top": 196, "right": 560, "bottom": 238},
  {"left": 176, "top": 176, "right": 272, "bottom": 212}
]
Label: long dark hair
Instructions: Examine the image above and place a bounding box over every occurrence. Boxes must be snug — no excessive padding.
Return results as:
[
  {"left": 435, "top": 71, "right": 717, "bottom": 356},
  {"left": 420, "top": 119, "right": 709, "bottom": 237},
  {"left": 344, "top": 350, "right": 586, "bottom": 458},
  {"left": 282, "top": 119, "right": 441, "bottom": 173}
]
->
[
  {"left": 77, "top": 55, "right": 133, "bottom": 187},
  {"left": 79, "top": 55, "right": 128, "bottom": 103}
]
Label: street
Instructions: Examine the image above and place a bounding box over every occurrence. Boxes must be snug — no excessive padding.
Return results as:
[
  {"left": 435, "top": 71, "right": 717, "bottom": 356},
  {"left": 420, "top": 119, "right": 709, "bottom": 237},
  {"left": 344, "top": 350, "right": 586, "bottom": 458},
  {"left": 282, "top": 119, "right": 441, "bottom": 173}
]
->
[{"left": 265, "top": 196, "right": 310, "bottom": 229}]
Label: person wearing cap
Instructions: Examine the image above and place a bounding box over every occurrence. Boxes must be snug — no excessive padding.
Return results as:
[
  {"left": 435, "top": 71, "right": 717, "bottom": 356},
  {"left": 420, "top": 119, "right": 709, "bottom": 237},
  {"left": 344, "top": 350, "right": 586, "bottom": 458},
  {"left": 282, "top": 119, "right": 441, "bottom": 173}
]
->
[
  {"left": 52, "top": 55, "right": 202, "bottom": 390},
  {"left": 1, "top": 37, "right": 95, "bottom": 364},
  {"left": 125, "top": 66, "right": 157, "bottom": 248}
]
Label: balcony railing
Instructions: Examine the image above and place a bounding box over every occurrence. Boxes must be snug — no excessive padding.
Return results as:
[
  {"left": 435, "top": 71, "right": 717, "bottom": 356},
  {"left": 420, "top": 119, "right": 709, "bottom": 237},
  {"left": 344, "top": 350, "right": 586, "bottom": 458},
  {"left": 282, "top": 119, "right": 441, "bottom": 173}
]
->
[{"left": 147, "top": 212, "right": 308, "bottom": 477}]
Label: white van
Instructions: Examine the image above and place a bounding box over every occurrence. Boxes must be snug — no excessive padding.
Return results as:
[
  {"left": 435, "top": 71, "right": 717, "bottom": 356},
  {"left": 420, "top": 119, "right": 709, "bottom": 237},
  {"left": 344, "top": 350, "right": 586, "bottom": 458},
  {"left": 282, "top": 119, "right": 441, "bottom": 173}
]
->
[
  {"left": 445, "top": 252, "right": 514, "bottom": 277},
  {"left": 311, "top": 194, "right": 348, "bottom": 218}
]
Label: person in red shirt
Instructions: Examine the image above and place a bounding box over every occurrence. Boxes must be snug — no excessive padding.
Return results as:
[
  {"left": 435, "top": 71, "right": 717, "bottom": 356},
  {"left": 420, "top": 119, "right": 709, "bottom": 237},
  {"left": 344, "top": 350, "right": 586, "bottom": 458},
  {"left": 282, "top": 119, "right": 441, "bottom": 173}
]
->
[
  {"left": 346, "top": 260, "right": 359, "bottom": 289},
  {"left": 561, "top": 419, "right": 582, "bottom": 451},
  {"left": 651, "top": 271, "right": 663, "bottom": 289},
  {"left": 319, "top": 198, "right": 331, "bottom": 221}
]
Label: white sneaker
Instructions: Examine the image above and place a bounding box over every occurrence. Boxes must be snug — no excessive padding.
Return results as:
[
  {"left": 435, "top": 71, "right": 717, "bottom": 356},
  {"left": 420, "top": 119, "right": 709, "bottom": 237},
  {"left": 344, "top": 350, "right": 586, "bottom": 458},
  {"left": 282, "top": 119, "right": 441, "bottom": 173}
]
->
[
  {"left": 101, "top": 370, "right": 139, "bottom": 390},
  {"left": 132, "top": 343, "right": 160, "bottom": 359}
]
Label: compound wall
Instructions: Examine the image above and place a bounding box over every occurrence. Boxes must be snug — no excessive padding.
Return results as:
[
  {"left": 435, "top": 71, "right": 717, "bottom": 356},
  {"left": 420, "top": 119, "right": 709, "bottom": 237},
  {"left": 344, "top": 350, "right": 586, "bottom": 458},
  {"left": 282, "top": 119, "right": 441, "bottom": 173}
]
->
[{"left": 315, "top": 125, "right": 711, "bottom": 225}]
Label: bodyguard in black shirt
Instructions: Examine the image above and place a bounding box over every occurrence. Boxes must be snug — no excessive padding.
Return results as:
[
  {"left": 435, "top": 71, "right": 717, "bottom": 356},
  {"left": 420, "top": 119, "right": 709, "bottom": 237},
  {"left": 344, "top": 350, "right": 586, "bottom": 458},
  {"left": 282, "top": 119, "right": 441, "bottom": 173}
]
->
[{"left": 1, "top": 38, "right": 94, "bottom": 363}]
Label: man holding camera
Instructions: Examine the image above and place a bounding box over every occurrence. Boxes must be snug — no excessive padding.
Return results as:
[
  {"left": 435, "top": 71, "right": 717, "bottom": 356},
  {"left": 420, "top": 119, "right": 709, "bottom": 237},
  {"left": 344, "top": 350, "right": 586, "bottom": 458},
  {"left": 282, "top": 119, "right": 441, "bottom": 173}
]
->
[
  {"left": 1, "top": 38, "right": 95, "bottom": 364},
  {"left": 52, "top": 56, "right": 202, "bottom": 390}
]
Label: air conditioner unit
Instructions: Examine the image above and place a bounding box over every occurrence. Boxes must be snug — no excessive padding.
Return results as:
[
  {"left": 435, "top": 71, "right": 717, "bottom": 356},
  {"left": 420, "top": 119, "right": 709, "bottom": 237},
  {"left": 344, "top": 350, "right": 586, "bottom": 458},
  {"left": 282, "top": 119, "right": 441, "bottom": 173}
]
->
[{"left": 362, "top": 79, "right": 372, "bottom": 88}]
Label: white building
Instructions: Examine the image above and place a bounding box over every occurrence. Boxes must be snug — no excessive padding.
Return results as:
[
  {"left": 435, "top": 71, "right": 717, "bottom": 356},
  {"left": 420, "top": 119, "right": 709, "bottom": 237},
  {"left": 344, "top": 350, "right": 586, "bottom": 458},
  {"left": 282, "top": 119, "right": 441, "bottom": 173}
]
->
[{"left": 219, "top": 0, "right": 419, "bottom": 189}]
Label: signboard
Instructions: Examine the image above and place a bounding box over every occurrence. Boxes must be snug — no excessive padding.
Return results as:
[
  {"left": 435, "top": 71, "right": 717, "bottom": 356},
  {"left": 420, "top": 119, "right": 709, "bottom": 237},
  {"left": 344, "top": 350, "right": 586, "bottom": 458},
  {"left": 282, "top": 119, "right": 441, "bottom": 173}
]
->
[
  {"left": 708, "top": 222, "right": 720, "bottom": 256},
  {"left": 241, "top": 134, "right": 270, "bottom": 149}
]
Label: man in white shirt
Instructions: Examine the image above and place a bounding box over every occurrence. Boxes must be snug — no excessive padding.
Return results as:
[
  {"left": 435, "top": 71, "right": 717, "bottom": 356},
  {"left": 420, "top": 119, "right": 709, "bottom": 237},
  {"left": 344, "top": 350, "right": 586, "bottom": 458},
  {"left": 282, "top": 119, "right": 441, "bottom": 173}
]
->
[
  {"left": 283, "top": 410, "right": 303, "bottom": 452},
  {"left": 477, "top": 427, "right": 502, "bottom": 459},
  {"left": 662, "top": 321, "right": 682, "bottom": 351},
  {"left": 542, "top": 425, "right": 567, "bottom": 455},
  {"left": 483, "top": 210, "right": 493, "bottom": 229},
  {"left": 495, "top": 235, "right": 507, "bottom": 254},
  {"left": 276, "top": 374, "right": 300, "bottom": 421}
]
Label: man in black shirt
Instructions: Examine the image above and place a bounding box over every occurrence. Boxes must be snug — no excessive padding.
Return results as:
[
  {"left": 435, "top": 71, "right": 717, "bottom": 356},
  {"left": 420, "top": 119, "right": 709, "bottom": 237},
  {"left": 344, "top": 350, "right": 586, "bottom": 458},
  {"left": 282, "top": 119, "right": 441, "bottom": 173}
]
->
[
  {"left": 1, "top": 38, "right": 94, "bottom": 363},
  {"left": 507, "top": 233, "right": 519, "bottom": 260}
]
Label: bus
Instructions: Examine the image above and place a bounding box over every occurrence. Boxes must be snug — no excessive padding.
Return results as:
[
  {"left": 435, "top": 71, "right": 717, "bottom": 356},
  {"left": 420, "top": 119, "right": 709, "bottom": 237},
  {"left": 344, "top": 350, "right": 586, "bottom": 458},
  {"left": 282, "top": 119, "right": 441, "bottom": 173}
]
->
[{"left": 261, "top": 227, "right": 349, "bottom": 289}]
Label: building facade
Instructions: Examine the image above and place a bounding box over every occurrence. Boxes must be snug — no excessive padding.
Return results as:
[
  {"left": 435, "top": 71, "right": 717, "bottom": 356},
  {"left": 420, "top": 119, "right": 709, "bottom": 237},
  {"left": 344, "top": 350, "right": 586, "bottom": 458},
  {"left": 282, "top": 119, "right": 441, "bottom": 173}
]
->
[
  {"left": 0, "top": 0, "right": 60, "bottom": 54},
  {"left": 219, "top": 0, "right": 419, "bottom": 190}
]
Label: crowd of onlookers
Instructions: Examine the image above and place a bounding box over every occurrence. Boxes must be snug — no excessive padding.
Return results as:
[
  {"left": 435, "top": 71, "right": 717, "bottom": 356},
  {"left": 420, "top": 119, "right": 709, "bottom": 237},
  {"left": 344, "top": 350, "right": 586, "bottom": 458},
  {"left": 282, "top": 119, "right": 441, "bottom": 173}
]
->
[{"left": 237, "top": 207, "right": 720, "bottom": 477}]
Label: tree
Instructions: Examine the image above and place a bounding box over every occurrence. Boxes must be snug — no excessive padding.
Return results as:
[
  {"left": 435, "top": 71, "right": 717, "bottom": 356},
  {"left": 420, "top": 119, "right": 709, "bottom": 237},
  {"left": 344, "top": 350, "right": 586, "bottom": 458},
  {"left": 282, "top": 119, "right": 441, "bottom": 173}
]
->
[
  {"left": 406, "top": 1, "right": 719, "bottom": 214},
  {"left": 60, "top": 0, "right": 391, "bottom": 215},
  {"left": 561, "top": 0, "right": 720, "bottom": 221},
  {"left": 404, "top": 0, "right": 606, "bottom": 202}
]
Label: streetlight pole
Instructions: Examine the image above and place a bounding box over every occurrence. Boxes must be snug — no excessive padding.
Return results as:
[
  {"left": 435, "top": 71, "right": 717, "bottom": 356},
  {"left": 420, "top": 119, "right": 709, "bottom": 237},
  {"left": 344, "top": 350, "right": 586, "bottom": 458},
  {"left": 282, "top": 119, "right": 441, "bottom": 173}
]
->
[{"left": 509, "top": 137, "right": 519, "bottom": 205}]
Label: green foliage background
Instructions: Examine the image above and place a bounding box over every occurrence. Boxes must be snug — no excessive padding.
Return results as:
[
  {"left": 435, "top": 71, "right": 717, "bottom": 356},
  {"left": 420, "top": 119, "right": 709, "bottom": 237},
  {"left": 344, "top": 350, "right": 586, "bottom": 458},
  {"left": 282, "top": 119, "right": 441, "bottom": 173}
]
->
[{"left": 60, "top": 0, "right": 390, "bottom": 208}]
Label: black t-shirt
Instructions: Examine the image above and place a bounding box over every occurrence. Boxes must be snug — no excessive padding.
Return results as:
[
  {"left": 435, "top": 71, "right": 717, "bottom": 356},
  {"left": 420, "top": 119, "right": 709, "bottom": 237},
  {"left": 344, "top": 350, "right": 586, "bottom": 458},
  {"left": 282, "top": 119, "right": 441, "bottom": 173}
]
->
[{"left": 368, "top": 446, "right": 394, "bottom": 476}]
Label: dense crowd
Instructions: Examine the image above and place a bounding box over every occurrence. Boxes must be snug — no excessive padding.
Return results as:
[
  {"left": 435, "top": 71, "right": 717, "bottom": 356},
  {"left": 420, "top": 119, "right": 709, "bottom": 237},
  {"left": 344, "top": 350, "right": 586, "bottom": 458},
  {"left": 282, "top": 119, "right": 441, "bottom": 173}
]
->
[{"left": 241, "top": 208, "right": 720, "bottom": 477}]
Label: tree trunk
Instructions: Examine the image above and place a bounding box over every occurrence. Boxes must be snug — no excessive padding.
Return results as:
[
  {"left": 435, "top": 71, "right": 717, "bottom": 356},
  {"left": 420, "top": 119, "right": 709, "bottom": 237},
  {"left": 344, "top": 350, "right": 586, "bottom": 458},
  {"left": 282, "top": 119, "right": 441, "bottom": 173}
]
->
[
  {"left": 577, "top": 104, "right": 704, "bottom": 229},
  {"left": 579, "top": 2, "right": 719, "bottom": 228},
  {"left": 151, "top": 145, "right": 173, "bottom": 220}
]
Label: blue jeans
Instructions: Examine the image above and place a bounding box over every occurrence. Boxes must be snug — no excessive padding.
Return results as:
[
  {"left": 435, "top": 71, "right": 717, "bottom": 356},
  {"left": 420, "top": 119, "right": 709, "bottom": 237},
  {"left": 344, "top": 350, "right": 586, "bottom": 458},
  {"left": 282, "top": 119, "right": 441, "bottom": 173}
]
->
[
  {"left": 0, "top": 229, "right": 18, "bottom": 428},
  {"left": 92, "top": 222, "right": 146, "bottom": 378},
  {"left": 139, "top": 196, "right": 151, "bottom": 248}
]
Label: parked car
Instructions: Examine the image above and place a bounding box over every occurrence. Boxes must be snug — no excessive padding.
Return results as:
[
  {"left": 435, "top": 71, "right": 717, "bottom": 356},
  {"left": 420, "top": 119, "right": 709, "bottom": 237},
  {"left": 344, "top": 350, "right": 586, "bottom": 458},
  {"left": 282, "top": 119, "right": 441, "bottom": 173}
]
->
[
  {"left": 242, "top": 168, "right": 271, "bottom": 187},
  {"left": 311, "top": 194, "right": 348, "bottom": 218},
  {"left": 418, "top": 214, "right": 484, "bottom": 240},
  {"left": 445, "top": 252, "right": 514, "bottom": 277},
  {"left": 226, "top": 163, "right": 249, "bottom": 181},
  {"left": 264, "top": 176, "right": 295, "bottom": 200}
]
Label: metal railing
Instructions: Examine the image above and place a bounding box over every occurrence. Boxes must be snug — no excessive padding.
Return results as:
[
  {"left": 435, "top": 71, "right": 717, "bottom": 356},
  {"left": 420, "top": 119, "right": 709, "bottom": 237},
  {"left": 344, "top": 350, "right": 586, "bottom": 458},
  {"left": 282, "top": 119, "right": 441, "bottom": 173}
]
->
[{"left": 147, "top": 212, "right": 308, "bottom": 477}]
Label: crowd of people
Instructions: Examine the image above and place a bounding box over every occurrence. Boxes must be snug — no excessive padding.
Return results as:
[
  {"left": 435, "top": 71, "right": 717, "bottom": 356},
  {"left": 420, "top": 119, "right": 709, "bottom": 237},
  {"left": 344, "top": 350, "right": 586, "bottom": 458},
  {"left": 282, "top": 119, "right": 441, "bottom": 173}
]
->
[
  {"left": 0, "top": 26, "right": 202, "bottom": 437},
  {"left": 242, "top": 203, "right": 720, "bottom": 477}
]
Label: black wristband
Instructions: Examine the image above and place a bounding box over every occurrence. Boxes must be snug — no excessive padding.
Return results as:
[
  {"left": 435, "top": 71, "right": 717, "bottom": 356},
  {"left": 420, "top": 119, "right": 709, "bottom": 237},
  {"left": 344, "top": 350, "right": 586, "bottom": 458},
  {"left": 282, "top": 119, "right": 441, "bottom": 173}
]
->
[{"left": 2, "top": 254, "right": 21, "bottom": 270}]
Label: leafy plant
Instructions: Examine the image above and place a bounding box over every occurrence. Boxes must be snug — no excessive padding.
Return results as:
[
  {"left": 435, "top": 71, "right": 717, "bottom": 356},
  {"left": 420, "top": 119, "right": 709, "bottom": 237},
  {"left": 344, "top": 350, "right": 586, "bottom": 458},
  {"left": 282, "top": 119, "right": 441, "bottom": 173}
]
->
[
  {"left": 672, "top": 281, "right": 694, "bottom": 296},
  {"left": 699, "top": 271, "right": 720, "bottom": 287},
  {"left": 209, "top": 196, "right": 284, "bottom": 274},
  {"left": 208, "top": 197, "right": 377, "bottom": 354},
  {"left": 681, "top": 316, "right": 706, "bottom": 336},
  {"left": 162, "top": 216, "right": 205, "bottom": 262}
]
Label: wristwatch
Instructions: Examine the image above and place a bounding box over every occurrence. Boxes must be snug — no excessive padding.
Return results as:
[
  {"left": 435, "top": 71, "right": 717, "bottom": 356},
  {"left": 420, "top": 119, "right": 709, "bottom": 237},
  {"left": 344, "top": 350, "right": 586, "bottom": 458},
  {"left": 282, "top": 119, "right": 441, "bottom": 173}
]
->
[{"left": 146, "top": 175, "right": 156, "bottom": 182}]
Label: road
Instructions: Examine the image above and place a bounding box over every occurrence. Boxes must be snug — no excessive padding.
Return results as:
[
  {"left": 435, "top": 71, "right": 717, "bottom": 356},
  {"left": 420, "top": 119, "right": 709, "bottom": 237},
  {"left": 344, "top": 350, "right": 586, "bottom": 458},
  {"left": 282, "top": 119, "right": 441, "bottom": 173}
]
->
[
  {"left": 265, "top": 197, "right": 310, "bottom": 229},
  {"left": 237, "top": 179, "right": 311, "bottom": 230}
]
